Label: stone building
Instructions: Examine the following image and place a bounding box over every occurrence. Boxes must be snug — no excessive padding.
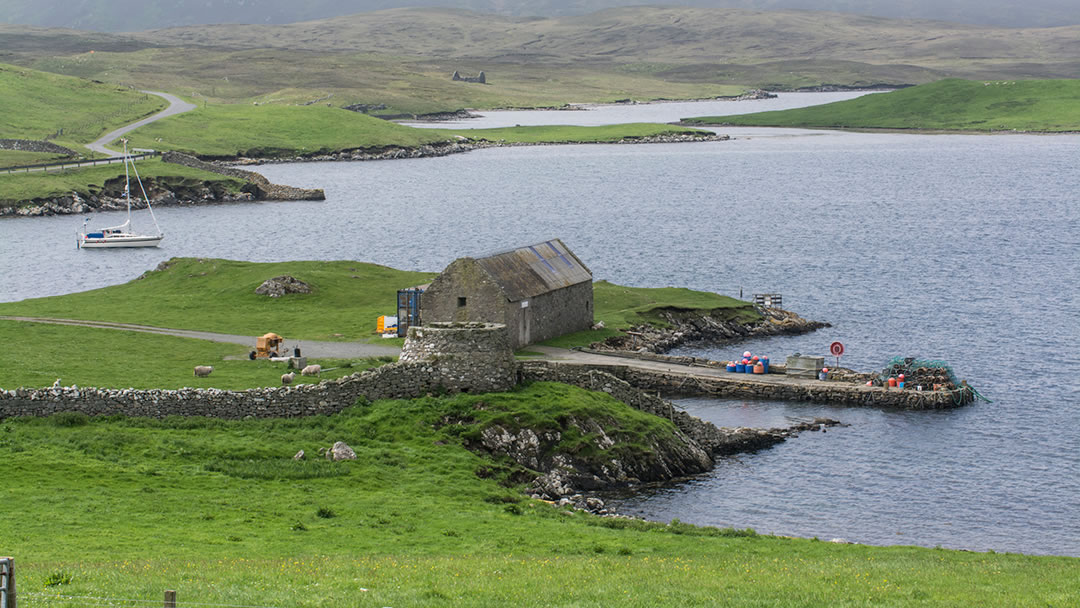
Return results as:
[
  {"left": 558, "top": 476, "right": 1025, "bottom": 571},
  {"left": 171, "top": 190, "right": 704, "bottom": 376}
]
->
[{"left": 420, "top": 239, "right": 593, "bottom": 350}]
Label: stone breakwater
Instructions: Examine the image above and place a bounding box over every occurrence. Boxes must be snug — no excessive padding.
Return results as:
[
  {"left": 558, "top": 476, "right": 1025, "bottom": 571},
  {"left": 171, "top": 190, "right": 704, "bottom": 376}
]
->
[
  {"left": 527, "top": 359, "right": 973, "bottom": 409},
  {"left": 233, "top": 133, "right": 730, "bottom": 165},
  {"left": 161, "top": 152, "right": 325, "bottom": 201},
  {"left": 594, "top": 306, "right": 829, "bottom": 354}
]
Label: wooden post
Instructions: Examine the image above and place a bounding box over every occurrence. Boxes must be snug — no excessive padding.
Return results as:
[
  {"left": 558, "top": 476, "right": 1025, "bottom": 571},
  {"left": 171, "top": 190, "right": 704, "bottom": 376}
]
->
[
  {"left": 1, "top": 557, "right": 15, "bottom": 608},
  {"left": 164, "top": 589, "right": 176, "bottom": 608}
]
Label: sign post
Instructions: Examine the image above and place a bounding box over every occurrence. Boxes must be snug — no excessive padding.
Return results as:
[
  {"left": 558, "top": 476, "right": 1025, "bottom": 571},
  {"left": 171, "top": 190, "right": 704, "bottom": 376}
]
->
[{"left": 829, "top": 341, "right": 844, "bottom": 370}]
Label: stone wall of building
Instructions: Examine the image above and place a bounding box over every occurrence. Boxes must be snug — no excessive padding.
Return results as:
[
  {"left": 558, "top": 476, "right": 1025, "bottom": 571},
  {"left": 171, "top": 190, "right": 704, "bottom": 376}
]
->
[
  {"left": 420, "top": 258, "right": 508, "bottom": 326},
  {"left": 503, "top": 282, "right": 593, "bottom": 350}
]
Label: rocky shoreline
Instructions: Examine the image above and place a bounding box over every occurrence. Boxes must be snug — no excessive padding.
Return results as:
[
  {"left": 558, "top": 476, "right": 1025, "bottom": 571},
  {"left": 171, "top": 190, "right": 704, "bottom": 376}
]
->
[
  {"left": 230, "top": 132, "right": 729, "bottom": 165},
  {"left": 592, "top": 306, "right": 830, "bottom": 354},
  {"left": 1, "top": 178, "right": 258, "bottom": 218}
]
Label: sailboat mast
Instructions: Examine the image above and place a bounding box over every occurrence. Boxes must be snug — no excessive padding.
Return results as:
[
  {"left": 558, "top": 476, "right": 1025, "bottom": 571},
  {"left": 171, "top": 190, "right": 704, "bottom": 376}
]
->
[{"left": 123, "top": 140, "right": 132, "bottom": 221}]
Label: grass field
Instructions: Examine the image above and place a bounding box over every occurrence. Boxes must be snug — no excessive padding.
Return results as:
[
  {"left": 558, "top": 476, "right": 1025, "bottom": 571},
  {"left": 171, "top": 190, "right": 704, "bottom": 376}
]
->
[
  {"left": 0, "top": 258, "right": 757, "bottom": 388},
  {"left": 682, "top": 79, "right": 1080, "bottom": 132},
  {"left": 0, "top": 149, "right": 73, "bottom": 169},
  {"left": 2, "top": 383, "right": 1077, "bottom": 607},
  {"left": 119, "top": 103, "right": 712, "bottom": 158},
  {"left": 0, "top": 61, "right": 165, "bottom": 151},
  {"left": 0, "top": 156, "right": 249, "bottom": 207},
  {"left": 0, "top": 319, "right": 393, "bottom": 390},
  {"left": 0, "top": 258, "right": 437, "bottom": 342}
]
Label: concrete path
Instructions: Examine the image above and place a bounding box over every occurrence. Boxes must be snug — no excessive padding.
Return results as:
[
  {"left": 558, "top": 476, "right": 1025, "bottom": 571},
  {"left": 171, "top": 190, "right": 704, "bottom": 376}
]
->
[
  {"left": 85, "top": 91, "right": 197, "bottom": 156},
  {"left": 0, "top": 316, "right": 401, "bottom": 358},
  {"left": 528, "top": 345, "right": 832, "bottom": 388}
]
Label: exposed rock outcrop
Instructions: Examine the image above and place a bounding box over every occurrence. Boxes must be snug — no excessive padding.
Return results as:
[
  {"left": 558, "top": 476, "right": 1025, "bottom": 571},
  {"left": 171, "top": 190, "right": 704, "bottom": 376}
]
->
[
  {"left": 593, "top": 306, "right": 829, "bottom": 354},
  {"left": 255, "top": 275, "right": 311, "bottom": 298},
  {"left": 0, "top": 139, "right": 78, "bottom": 155}
]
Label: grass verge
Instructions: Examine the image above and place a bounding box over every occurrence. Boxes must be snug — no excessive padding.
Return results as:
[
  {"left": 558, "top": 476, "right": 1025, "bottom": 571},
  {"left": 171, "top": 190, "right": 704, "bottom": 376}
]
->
[
  {"left": 1, "top": 383, "right": 1076, "bottom": 607},
  {"left": 682, "top": 78, "right": 1080, "bottom": 132}
]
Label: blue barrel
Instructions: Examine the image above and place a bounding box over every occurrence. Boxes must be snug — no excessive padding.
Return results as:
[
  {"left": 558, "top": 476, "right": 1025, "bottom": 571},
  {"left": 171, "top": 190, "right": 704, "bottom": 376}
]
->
[
  {"left": 726, "top": 363, "right": 736, "bottom": 372},
  {"left": 735, "top": 363, "right": 745, "bottom": 373},
  {"left": 761, "top": 358, "right": 770, "bottom": 374}
]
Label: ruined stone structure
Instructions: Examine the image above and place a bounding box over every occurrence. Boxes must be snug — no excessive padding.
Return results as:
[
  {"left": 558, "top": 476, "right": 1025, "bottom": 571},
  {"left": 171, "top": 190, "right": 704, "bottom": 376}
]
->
[
  {"left": 399, "top": 322, "right": 517, "bottom": 393},
  {"left": 420, "top": 239, "right": 593, "bottom": 350},
  {"left": 451, "top": 70, "right": 486, "bottom": 84}
]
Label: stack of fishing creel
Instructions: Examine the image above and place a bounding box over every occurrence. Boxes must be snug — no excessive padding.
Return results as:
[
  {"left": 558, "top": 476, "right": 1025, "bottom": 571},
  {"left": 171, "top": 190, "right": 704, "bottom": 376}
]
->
[
  {"left": 726, "top": 351, "right": 769, "bottom": 374},
  {"left": 878, "top": 357, "right": 959, "bottom": 390}
]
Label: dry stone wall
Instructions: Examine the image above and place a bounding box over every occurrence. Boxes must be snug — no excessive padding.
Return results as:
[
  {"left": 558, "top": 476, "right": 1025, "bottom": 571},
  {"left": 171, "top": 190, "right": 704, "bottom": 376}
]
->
[{"left": 0, "top": 139, "right": 76, "bottom": 155}]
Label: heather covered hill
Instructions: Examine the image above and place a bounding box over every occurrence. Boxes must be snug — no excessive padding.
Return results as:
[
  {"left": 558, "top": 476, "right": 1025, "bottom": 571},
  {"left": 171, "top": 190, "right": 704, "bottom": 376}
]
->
[{"left": 1, "top": 0, "right": 1078, "bottom": 30}]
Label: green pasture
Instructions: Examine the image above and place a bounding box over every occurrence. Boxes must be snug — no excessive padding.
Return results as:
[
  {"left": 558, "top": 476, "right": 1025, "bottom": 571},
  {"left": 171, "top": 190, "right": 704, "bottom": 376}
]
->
[
  {"left": 683, "top": 79, "right": 1080, "bottom": 132},
  {"left": 1, "top": 383, "right": 1076, "bottom": 607},
  {"left": 0, "top": 258, "right": 437, "bottom": 343},
  {"left": 120, "top": 102, "right": 715, "bottom": 159},
  {"left": 0, "top": 62, "right": 165, "bottom": 150},
  {"left": 119, "top": 103, "right": 451, "bottom": 158},
  {"left": 0, "top": 320, "right": 392, "bottom": 390},
  {"left": 0, "top": 157, "right": 248, "bottom": 207},
  {"left": 0, "top": 149, "right": 73, "bottom": 169},
  {"left": 0, "top": 259, "right": 752, "bottom": 357}
]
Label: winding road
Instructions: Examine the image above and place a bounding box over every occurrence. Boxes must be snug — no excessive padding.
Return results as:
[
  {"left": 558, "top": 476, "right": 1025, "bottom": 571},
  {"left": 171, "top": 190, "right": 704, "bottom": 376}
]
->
[{"left": 85, "top": 91, "right": 196, "bottom": 156}]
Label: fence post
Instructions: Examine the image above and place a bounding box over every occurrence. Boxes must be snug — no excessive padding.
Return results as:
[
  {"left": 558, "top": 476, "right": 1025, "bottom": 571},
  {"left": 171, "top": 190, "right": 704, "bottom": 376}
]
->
[
  {"left": 164, "top": 589, "right": 176, "bottom": 608},
  {"left": 1, "top": 557, "right": 15, "bottom": 608}
]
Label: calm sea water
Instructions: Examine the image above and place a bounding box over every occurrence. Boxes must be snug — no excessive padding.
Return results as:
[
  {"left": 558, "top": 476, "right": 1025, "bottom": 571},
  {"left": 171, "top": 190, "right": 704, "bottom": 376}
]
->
[{"left": 2, "top": 94, "right": 1077, "bottom": 555}]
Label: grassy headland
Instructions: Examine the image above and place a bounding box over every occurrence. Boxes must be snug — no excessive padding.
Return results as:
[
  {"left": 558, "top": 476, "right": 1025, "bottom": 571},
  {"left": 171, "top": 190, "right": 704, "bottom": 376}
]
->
[
  {"left": 120, "top": 103, "right": 714, "bottom": 159},
  {"left": 0, "top": 61, "right": 165, "bottom": 153},
  {"left": 682, "top": 79, "right": 1080, "bottom": 132},
  {"left": 1, "top": 384, "right": 1077, "bottom": 606},
  {"left": 0, "top": 259, "right": 756, "bottom": 389},
  {"left": 0, "top": 156, "right": 248, "bottom": 208}
]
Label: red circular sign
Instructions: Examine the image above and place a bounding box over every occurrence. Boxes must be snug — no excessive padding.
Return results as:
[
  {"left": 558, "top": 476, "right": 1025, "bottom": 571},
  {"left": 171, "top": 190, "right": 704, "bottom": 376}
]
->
[{"left": 830, "top": 341, "right": 845, "bottom": 357}]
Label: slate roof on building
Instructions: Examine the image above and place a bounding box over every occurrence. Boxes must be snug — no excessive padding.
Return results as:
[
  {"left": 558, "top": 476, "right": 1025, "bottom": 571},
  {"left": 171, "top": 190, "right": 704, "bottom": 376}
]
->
[{"left": 474, "top": 239, "right": 592, "bottom": 301}]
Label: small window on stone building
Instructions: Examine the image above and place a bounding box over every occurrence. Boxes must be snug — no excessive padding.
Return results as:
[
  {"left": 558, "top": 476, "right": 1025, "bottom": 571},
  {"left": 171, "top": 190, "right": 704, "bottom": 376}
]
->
[
  {"left": 458, "top": 296, "right": 467, "bottom": 307},
  {"left": 586, "top": 301, "right": 590, "bottom": 311}
]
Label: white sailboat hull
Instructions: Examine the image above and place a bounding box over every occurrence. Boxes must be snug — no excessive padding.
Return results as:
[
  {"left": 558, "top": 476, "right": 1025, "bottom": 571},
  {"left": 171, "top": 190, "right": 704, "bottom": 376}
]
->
[{"left": 79, "top": 233, "right": 164, "bottom": 248}]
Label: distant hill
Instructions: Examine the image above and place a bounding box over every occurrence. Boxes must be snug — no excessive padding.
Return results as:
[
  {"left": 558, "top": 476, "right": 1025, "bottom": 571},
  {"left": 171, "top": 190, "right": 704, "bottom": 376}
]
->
[
  {"left": 1, "top": 0, "right": 1079, "bottom": 31},
  {"left": 682, "top": 79, "right": 1080, "bottom": 131},
  {"left": 3, "top": 7, "right": 1079, "bottom": 115}
]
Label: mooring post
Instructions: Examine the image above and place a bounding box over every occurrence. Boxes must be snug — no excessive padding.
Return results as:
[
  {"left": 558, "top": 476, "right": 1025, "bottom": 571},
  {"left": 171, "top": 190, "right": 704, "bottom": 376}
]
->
[
  {"left": 1, "top": 557, "right": 15, "bottom": 608},
  {"left": 164, "top": 589, "right": 176, "bottom": 608}
]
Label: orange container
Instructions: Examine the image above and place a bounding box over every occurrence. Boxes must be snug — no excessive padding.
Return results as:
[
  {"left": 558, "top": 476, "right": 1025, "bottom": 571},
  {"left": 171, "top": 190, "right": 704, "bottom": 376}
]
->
[
  {"left": 753, "top": 363, "right": 764, "bottom": 374},
  {"left": 888, "top": 377, "right": 898, "bottom": 388}
]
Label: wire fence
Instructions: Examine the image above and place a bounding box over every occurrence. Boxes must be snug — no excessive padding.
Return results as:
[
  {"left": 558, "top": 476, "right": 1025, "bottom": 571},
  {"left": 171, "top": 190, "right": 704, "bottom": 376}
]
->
[
  {"left": 22, "top": 592, "right": 278, "bottom": 608},
  {"left": 1, "top": 153, "right": 158, "bottom": 175}
]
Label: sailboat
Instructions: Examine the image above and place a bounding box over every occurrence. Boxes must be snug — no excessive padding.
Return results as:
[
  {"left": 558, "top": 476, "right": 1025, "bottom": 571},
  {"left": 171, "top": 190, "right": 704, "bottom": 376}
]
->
[{"left": 78, "top": 140, "right": 164, "bottom": 249}]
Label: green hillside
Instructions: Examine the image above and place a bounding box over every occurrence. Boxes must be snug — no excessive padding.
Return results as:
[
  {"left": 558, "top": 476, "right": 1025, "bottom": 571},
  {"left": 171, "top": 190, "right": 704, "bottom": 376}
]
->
[
  {"left": 0, "top": 62, "right": 164, "bottom": 149},
  {"left": 683, "top": 79, "right": 1080, "bottom": 132},
  {"left": 3, "top": 383, "right": 1074, "bottom": 606}
]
